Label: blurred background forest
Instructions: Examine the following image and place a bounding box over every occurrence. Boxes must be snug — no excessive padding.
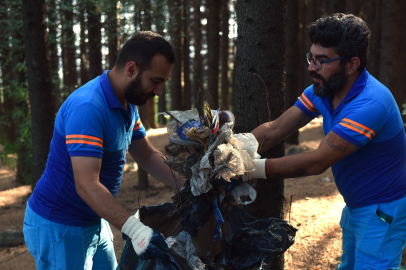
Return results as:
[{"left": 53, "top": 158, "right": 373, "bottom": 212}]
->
[{"left": 0, "top": 0, "right": 405, "bottom": 188}]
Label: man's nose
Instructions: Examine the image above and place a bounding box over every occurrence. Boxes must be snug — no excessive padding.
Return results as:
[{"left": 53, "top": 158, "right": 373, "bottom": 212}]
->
[
  {"left": 154, "top": 83, "right": 164, "bottom": 96},
  {"left": 308, "top": 60, "right": 318, "bottom": 72}
]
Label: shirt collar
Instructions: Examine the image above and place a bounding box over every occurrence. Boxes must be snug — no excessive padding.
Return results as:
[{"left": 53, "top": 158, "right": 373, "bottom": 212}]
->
[{"left": 99, "top": 70, "right": 124, "bottom": 109}]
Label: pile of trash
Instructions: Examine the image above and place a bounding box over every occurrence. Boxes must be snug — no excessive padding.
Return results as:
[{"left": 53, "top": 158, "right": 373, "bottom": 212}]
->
[{"left": 117, "top": 104, "right": 296, "bottom": 270}]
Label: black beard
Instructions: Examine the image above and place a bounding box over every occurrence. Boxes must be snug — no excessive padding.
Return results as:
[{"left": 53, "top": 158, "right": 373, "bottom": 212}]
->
[
  {"left": 310, "top": 68, "right": 347, "bottom": 98},
  {"left": 124, "top": 71, "right": 155, "bottom": 106}
]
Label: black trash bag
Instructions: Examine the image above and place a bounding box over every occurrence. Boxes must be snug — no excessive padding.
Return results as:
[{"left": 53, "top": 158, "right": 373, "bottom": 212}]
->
[
  {"left": 178, "top": 194, "right": 212, "bottom": 237},
  {"left": 117, "top": 189, "right": 297, "bottom": 270},
  {"left": 116, "top": 238, "right": 184, "bottom": 270},
  {"left": 172, "top": 180, "right": 213, "bottom": 238},
  {"left": 224, "top": 217, "right": 297, "bottom": 270}
]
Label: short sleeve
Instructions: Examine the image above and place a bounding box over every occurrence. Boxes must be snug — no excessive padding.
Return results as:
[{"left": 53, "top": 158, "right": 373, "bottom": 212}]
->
[
  {"left": 294, "top": 86, "right": 321, "bottom": 119},
  {"left": 65, "top": 103, "right": 106, "bottom": 158},
  {"left": 332, "top": 100, "right": 387, "bottom": 148},
  {"left": 131, "top": 106, "right": 147, "bottom": 140}
]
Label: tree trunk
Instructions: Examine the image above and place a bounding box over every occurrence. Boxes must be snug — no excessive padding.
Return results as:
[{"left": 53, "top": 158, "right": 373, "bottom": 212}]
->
[
  {"left": 235, "top": 1, "right": 286, "bottom": 269},
  {"left": 206, "top": 0, "right": 221, "bottom": 109},
  {"left": 87, "top": 0, "right": 103, "bottom": 78},
  {"left": 153, "top": 0, "right": 167, "bottom": 125},
  {"left": 61, "top": 0, "right": 77, "bottom": 93},
  {"left": 345, "top": 0, "right": 362, "bottom": 16},
  {"left": 168, "top": 0, "right": 183, "bottom": 110},
  {"left": 220, "top": 0, "right": 230, "bottom": 110},
  {"left": 303, "top": 0, "right": 320, "bottom": 88},
  {"left": 192, "top": 0, "right": 203, "bottom": 110},
  {"left": 284, "top": 0, "right": 300, "bottom": 145},
  {"left": 323, "top": 0, "right": 345, "bottom": 16},
  {"left": 10, "top": 0, "right": 31, "bottom": 185},
  {"left": 22, "top": 0, "right": 56, "bottom": 187},
  {"left": 379, "top": 0, "right": 406, "bottom": 126},
  {"left": 0, "top": 4, "right": 16, "bottom": 144},
  {"left": 78, "top": 1, "right": 89, "bottom": 85},
  {"left": 106, "top": 0, "right": 118, "bottom": 70},
  {"left": 46, "top": 0, "right": 60, "bottom": 108},
  {"left": 361, "top": 0, "right": 381, "bottom": 78},
  {"left": 182, "top": 0, "right": 191, "bottom": 110}
]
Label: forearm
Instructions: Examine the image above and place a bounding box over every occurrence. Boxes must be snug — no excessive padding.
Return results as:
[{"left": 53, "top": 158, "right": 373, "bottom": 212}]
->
[
  {"left": 251, "top": 121, "right": 282, "bottom": 154},
  {"left": 264, "top": 151, "right": 326, "bottom": 178},
  {"left": 76, "top": 180, "right": 131, "bottom": 229},
  {"left": 135, "top": 149, "right": 185, "bottom": 190}
]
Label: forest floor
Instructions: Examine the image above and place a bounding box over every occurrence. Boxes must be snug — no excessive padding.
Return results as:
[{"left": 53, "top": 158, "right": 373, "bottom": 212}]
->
[{"left": 0, "top": 118, "right": 405, "bottom": 269}]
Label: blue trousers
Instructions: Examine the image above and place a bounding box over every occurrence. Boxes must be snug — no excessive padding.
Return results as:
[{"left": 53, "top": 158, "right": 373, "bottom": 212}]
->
[
  {"left": 338, "top": 195, "right": 406, "bottom": 270},
  {"left": 23, "top": 203, "right": 117, "bottom": 270}
]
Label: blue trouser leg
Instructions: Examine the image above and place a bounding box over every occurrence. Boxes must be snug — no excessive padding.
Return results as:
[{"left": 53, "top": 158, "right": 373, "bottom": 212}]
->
[
  {"left": 338, "top": 195, "right": 406, "bottom": 270},
  {"left": 23, "top": 203, "right": 117, "bottom": 270}
]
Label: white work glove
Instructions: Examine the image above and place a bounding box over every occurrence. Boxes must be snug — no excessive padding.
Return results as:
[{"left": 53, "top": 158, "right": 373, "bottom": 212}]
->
[
  {"left": 242, "top": 158, "right": 267, "bottom": 181},
  {"left": 121, "top": 215, "right": 170, "bottom": 262}
]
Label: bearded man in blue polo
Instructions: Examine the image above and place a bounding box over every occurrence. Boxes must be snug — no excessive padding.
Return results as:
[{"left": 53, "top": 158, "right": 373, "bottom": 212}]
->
[
  {"left": 243, "top": 14, "right": 406, "bottom": 270},
  {"left": 23, "top": 31, "right": 185, "bottom": 269}
]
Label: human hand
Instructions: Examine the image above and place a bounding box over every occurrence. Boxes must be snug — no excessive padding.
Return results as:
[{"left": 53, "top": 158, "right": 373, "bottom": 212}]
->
[
  {"left": 121, "top": 215, "right": 170, "bottom": 262},
  {"left": 242, "top": 158, "right": 267, "bottom": 181}
]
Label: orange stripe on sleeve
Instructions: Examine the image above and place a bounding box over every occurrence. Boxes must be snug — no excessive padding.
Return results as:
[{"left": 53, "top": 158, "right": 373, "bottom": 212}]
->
[
  {"left": 133, "top": 119, "right": 143, "bottom": 131},
  {"left": 301, "top": 93, "right": 318, "bottom": 112},
  {"left": 340, "top": 123, "right": 373, "bottom": 140},
  {"left": 66, "top": 140, "right": 103, "bottom": 148},
  {"left": 299, "top": 96, "right": 318, "bottom": 113},
  {"left": 66, "top": 135, "right": 103, "bottom": 143},
  {"left": 342, "top": 118, "right": 376, "bottom": 137}
]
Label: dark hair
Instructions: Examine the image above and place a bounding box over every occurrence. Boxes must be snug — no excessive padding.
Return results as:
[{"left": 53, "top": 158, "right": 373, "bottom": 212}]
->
[
  {"left": 115, "top": 31, "right": 175, "bottom": 71},
  {"left": 307, "top": 13, "right": 370, "bottom": 71}
]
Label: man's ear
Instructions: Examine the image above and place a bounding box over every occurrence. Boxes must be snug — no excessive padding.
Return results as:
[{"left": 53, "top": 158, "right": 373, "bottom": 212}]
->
[
  {"left": 124, "top": 61, "right": 139, "bottom": 79},
  {"left": 347, "top": 57, "right": 361, "bottom": 75}
]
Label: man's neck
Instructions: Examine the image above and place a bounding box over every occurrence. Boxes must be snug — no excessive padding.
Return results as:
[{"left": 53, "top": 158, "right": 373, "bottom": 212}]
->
[
  {"left": 331, "top": 71, "right": 360, "bottom": 111},
  {"left": 107, "top": 67, "right": 128, "bottom": 110}
]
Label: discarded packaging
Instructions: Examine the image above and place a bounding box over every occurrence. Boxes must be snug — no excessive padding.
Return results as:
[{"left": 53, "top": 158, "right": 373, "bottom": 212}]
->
[{"left": 118, "top": 105, "right": 296, "bottom": 269}]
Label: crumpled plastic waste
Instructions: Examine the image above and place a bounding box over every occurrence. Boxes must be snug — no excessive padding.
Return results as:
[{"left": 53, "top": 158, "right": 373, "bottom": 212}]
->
[
  {"left": 117, "top": 105, "right": 296, "bottom": 270},
  {"left": 117, "top": 199, "right": 297, "bottom": 270},
  {"left": 161, "top": 106, "right": 259, "bottom": 197}
]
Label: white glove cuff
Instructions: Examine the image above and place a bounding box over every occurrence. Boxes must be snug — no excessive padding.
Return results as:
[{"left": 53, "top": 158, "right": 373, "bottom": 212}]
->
[
  {"left": 122, "top": 215, "right": 153, "bottom": 255},
  {"left": 252, "top": 158, "right": 267, "bottom": 179}
]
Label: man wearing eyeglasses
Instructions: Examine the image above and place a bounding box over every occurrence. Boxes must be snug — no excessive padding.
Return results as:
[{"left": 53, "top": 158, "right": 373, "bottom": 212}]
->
[{"left": 242, "top": 14, "right": 406, "bottom": 269}]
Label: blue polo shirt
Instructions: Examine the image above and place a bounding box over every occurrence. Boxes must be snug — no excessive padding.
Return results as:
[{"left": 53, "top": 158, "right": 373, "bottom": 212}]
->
[
  {"left": 295, "top": 69, "right": 406, "bottom": 209},
  {"left": 28, "top": 71, "right": 147, "bottom": 226}
]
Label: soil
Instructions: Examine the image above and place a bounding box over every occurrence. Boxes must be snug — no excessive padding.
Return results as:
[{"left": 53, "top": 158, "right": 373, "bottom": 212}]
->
[{"left": 0, "top": 119, "right": 405, "bottom": 269}]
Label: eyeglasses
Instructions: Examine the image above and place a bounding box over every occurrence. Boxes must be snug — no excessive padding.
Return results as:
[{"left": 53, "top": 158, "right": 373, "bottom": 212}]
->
[{"left": 306, "top": 52, "right": 344, "bottom": 70}]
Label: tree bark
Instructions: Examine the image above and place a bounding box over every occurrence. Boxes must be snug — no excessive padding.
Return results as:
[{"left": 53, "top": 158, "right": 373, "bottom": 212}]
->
[
  {"left": 182, "top": 0, "right": 191, "bottom": 110},
  {"left": 235, "top": 0, "right": 286, "bottom": 269},
  {"left": 22, "top": 0, "right": 56, "bottom": 187},
  {"left": 361, "top": 0, "right": 381, "bottom": 78},
  {"left": 379, "top": 0, "right": 406, "bottom": 126},
  {"left": 323, "top": 0, "right": 345, "bottom": 16},
  {"left": 168, "top": 0, "right": 183, "bottom": 110},
  {"left": 106, "top": 0, "right": 118, "bottom": 70},
  {"left": 78, "top": 1, "right": 89, "bottom": 85},
  {"left": 192, "top": 0, "right": 203, "bottom": 110},
  {"left": 284, "top": 0, "right": 300, "bottom": 145},
  {"left": 206, "top": 0, "right": 221, "bottom": 109},
  {"left": 153, "top": 0, "right": 167, "bottom": 125},
  {"left": 0, "top": 4, "right": 16, "bottom": 144},
  {"left": 87, "top": 0, "right": 103, "bottom": 78},
  {"left": 46, "top": 0, "right": 60, "bottom": 108},
  {"left": 61, "top": 0, "right": 77, "bottom": 93},
  {"left": 345, "top": 0, "right": 362, "bottom": 16},
  {"left": 220, "top": 0, "right": 230, "bottom": 110}
]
